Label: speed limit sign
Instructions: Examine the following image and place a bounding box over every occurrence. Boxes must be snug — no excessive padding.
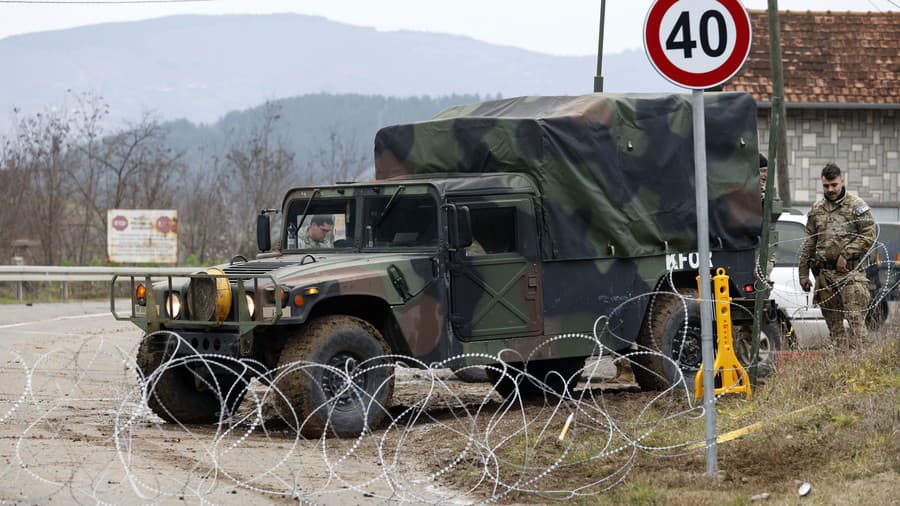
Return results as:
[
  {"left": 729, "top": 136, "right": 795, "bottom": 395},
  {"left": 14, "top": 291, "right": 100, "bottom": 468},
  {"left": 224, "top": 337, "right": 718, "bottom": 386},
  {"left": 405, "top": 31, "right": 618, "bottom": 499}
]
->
[{"left": 644, "top": 0, "right": 752, "bottom": 89}]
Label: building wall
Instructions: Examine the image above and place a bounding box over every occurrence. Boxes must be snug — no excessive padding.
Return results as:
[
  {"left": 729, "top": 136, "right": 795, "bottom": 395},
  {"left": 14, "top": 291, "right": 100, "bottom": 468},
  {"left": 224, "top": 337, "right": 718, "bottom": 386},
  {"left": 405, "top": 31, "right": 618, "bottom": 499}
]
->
[{"left": 758, "top": 107, "right": 900, "bottom": 221}]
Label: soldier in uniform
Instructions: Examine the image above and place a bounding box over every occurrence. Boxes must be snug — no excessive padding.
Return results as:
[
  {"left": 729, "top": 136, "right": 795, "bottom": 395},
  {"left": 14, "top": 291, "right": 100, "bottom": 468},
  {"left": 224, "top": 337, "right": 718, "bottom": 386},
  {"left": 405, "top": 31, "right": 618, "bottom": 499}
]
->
[
  {"left": 297, "top": 215, "right": 335, "bottom": 248},
  {"left": 799, "top": 163, "right": 876, "bottom": 349}
]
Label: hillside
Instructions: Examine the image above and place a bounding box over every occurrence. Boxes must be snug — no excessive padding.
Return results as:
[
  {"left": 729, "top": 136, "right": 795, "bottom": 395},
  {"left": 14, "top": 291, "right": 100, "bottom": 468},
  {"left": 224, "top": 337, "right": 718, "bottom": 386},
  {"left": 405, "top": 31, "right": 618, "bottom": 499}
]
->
[{"left": 0, "top": 13, "right": 676, "bottom": 132}]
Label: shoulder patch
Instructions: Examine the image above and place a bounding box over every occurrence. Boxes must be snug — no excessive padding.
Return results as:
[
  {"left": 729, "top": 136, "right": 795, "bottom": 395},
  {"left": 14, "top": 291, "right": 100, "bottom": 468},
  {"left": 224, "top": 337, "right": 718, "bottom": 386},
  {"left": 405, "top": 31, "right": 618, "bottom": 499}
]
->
[{"left": 856, "top": 203, "right": 870, "bottom": 215}]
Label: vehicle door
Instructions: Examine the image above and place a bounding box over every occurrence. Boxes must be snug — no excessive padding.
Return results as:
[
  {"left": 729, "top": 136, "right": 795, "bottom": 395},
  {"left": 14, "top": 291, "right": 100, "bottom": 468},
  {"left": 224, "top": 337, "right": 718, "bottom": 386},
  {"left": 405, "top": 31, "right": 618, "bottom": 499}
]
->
[
  {"left": 448, "top": 195, "right": 542, "bottom": 340},
  {"left": 772, "top": 217, "right": 830, "bottom": 347}
]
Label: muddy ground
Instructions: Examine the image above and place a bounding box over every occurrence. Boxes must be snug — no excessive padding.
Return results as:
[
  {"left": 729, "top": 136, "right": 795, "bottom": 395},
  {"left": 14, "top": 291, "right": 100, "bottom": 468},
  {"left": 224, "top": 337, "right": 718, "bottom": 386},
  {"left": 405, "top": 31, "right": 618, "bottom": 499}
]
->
[
  {"left": 0, "top": 302, "right": 636, "bottom": 504},
  {"left": 1, "top": 302, "right": 895, "bottom": 505}
]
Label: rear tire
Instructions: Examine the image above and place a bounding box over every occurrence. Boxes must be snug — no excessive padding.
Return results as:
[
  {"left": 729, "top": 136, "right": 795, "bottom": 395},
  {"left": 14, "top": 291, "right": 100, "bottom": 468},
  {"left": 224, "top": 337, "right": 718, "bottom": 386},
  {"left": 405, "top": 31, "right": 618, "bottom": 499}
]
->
[
  {"left": 266, "top": 315, "right": 394, "bottom": 437},
  {"left": 633, "top": 289, "right": 784, "bottom": 391},
  {"left": 632, "top": 289, "right": 702, "bottom": 392},
  {"left": 137, "top": 334, "right": 248, "bottom": 424}
]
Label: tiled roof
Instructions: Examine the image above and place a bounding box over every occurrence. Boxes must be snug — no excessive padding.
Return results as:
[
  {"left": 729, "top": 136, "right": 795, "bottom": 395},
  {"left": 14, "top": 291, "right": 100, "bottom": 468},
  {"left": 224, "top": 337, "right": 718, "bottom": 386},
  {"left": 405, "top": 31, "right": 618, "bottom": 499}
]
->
[{"left": 726, "top": 10, "right": 899, "bottom": 104}]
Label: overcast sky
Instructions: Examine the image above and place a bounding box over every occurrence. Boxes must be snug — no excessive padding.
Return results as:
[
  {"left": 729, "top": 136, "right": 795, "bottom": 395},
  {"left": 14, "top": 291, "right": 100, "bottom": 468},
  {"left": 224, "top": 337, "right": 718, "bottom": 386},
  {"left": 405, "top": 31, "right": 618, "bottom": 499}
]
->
[{"left": 1, "top": 0, "right": 897, "bottom": 55}]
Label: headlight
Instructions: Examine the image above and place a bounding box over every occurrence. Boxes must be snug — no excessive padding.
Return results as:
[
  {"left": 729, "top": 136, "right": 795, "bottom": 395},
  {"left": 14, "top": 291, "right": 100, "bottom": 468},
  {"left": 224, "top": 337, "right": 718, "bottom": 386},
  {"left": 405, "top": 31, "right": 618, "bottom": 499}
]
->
[
  {"left": 166, "top": 292, "right": 182, "bottom": 319},
  {"left": 245, "top": 293, "right": 256, "bottom": 318}
]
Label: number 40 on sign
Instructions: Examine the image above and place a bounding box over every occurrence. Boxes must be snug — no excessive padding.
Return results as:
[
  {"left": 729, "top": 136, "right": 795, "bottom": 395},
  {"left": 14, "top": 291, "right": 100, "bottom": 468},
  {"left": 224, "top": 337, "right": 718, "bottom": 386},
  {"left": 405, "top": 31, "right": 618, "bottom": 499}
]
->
[{"left": 644, "top": 0, "right": 752, "bottom": 90}]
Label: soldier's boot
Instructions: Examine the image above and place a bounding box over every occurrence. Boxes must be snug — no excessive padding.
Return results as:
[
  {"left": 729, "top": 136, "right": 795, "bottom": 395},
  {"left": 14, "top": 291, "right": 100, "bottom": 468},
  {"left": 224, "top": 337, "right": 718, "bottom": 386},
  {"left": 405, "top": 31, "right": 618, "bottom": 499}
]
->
[{"left": 614, "top": 360, "right": 635, "bottom": 384}]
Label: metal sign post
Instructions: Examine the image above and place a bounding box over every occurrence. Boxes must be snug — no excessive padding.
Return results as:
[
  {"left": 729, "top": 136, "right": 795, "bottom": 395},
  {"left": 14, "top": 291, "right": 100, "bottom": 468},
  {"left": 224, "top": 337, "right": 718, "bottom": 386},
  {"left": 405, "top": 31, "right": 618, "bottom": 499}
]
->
[
  {"left": 644, "top": 0, "right": 752, "bottom": 478},
  {"left": 691, "top": 88, "right": 718, "bottom": 475}
]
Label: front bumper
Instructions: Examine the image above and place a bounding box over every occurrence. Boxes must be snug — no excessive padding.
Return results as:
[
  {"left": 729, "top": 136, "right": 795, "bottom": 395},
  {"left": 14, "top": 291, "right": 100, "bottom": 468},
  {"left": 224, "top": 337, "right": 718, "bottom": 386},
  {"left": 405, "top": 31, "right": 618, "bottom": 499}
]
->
[{"left": 111, "top": 271, "right": 288, "bottom": 337}]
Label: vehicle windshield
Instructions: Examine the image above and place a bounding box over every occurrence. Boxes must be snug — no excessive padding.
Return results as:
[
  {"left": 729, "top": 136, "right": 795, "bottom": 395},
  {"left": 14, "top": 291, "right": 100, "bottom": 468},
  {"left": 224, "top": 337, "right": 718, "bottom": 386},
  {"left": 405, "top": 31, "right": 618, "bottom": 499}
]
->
[
  {"left": 284, "top": 197, "right": 356, "bottom": 250},
  {"left": 363, "top": 193, "right": 439, "bottom": 249}
]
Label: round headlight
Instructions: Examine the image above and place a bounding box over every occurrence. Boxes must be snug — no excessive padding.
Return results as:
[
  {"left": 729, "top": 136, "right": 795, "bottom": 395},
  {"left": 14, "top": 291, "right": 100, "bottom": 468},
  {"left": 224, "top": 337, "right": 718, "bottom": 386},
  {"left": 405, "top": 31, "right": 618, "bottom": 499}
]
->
[
  {"left": 166, "top": 292, "right": 182, "bottom": 319},
  {"left": 245, "top": 293, "right": 256, "bottom": 318}
]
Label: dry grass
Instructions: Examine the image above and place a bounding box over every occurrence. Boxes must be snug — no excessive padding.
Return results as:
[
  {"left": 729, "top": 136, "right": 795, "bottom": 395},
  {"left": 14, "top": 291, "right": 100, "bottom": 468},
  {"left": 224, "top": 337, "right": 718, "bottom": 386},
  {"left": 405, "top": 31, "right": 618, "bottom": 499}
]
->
[{"left": 430, "top": 326, "right": 900, "bottom": 504}]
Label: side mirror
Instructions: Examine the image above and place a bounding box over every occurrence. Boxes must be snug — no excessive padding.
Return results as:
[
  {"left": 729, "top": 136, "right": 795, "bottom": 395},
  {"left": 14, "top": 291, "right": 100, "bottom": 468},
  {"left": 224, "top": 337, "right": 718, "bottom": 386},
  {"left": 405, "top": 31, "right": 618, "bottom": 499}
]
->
[
  {"left": 447, "top": 205, "right": 473, "bottom": 250},
  {"left": 257, "top": 213, "right": 271, "bottom": 252}
]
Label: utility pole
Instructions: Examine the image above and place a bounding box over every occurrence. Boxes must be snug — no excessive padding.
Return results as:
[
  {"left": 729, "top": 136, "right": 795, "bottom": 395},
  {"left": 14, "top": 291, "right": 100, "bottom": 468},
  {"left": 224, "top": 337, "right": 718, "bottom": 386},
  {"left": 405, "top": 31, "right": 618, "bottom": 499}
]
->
[
  {"left": 594, "top": 0, "right": 606, "bottom": 92},
  {"left": 767, "top": 0, "right": 791, "bottom": 206}
]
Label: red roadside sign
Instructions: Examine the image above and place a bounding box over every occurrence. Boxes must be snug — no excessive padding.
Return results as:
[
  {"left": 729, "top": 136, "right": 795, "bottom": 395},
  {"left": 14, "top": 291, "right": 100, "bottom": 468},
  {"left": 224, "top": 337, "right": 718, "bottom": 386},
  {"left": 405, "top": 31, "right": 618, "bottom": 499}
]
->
[{"left": 644, "top": 0, "right": 752, "bottom": 89}]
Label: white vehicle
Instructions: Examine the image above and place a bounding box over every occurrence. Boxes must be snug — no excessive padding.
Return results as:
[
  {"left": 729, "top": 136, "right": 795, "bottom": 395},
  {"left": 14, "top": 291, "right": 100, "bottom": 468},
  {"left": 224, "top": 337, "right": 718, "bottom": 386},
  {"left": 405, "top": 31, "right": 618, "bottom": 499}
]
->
[{"left": 771, "top": 211, "right": 896, "bottom": 349}]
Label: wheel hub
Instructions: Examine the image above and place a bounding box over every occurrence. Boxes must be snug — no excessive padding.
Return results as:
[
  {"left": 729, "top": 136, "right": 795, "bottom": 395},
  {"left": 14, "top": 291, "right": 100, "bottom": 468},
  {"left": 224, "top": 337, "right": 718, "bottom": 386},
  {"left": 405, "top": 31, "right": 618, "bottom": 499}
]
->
[
  {"left": 672, "top": 323, "right": 703, "bottom": 370},
  {"left": 321, "top": 353, "right": 366, "bottom": 407}
]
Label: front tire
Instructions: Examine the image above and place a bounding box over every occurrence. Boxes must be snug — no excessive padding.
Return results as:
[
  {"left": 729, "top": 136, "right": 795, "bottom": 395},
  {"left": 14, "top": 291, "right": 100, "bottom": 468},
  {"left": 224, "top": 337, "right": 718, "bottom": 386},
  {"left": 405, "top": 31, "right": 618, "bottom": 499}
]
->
[
  {"left": 266, "top": 315, "right": 394, "bottom": 437},
  {"left": 137, "top": 334, "right": 248, "bottom": 424}
]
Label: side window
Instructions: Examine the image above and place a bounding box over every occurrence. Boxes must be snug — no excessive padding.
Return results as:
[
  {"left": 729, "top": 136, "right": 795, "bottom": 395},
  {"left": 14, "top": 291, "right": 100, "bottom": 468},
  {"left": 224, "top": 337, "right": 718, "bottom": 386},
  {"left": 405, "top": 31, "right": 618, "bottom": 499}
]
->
[
  {"left": 774, "top": 221, "right": 807, "bottom": 266},
  {"left": 467, "top": 207, "right": 516, "bottom": 255},
  {"left": 364, "top": 195, "right": 438, "bottom": 248}
]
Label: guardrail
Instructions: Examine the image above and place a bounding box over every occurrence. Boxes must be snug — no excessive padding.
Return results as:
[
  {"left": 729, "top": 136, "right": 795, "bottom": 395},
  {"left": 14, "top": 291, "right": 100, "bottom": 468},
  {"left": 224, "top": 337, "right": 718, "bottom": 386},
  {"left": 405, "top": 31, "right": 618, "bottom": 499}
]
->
[{"left": 0, "top": 266, "right": 198, "bottom": 302}]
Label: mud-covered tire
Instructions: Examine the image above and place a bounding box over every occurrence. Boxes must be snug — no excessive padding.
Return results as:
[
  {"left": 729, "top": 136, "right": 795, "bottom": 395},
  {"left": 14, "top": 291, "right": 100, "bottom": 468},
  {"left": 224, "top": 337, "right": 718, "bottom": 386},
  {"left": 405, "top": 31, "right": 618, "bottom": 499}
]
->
[
  {"left": 137, "top": 334, "right": 247, "bottom": 424},
  {"left": 267, "top": 315, "right": 394, "bottom": 438},
  {"left": 634, "top": 289, "right": 784, "bottom": 390},
  {"left": 486, "top": 357, "right": 586, "bottom": 399},
  {"left": 632, "top": 289, "right": 702, "bottom": 391},
  {"left": 450, "top": 365, "right": 489, "bottom": 383}
]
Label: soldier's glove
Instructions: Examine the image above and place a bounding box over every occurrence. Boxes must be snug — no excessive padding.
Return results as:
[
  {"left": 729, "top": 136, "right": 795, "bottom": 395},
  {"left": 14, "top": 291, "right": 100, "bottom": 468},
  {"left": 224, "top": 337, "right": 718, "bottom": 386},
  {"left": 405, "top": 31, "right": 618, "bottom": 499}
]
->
[
  {"left": 799, "top": 276, "right": 812, "bottom": 292},
  {"left": 836, "top": 254, "right": 848, "bottom": 273}
]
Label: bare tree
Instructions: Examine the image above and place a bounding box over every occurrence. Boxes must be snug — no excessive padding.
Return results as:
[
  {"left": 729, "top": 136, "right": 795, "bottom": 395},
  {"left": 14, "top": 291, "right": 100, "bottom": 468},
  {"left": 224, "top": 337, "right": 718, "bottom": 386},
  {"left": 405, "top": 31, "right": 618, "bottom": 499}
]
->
[
  {"left": 223, "top": 102, "right": 298, "bottom": 256},
  {"left": 178, "top": 155, "right": 231, "bottom": 264},
  {"left": 66, "top": 92, "right": 110, "bottom": 264},
  {"left": 306, "top": 127, "right": 370, "bottom": 184},
  {"left": 6, "top": 108, "right": 76, "bottom": 265},
  {"left": 69, "top": 113, "right": 186, "bottom": 261},
  {"left": 0, "top": 133, "right": 35, "bottom": 262}
]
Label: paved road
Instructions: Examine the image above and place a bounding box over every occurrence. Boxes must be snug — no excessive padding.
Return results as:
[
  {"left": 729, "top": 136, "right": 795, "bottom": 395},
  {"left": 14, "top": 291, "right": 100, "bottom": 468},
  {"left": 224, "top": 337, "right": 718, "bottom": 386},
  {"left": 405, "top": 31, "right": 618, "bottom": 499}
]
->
[
  {"left": 0, "top": 302, "right": 482, "bottom": 504},
  {"left": 0, "top": 300, "right": 139, "bottom": 345}
]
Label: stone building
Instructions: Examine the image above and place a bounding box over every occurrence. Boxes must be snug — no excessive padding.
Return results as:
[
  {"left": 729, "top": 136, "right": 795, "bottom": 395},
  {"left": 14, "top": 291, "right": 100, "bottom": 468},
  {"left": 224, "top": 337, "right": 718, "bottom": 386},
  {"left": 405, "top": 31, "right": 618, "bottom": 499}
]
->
[{"left": 727, "top": 10, "right": 899, "bottom": 220}]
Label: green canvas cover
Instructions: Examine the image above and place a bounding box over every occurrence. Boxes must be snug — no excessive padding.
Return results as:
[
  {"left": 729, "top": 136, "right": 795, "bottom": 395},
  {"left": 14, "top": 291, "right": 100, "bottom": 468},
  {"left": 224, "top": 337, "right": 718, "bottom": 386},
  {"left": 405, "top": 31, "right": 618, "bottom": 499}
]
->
[{"left": 374, "top": 93, "right": 761, "bottom": 261}]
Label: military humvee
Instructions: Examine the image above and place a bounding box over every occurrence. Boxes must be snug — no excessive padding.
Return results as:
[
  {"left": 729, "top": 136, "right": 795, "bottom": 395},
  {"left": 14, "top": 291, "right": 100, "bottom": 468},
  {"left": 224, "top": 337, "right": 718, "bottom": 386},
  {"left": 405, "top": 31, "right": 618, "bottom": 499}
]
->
[{"left": 114, "top": 92, "right": 779, "bottom": 436}]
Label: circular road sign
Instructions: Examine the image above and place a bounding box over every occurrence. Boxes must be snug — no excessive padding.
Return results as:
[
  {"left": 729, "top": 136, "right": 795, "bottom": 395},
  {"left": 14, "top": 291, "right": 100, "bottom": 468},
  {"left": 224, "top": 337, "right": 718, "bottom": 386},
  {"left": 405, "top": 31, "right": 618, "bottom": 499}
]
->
[{"left": 644, "top": 0, "right": 752, "bottom": 89}]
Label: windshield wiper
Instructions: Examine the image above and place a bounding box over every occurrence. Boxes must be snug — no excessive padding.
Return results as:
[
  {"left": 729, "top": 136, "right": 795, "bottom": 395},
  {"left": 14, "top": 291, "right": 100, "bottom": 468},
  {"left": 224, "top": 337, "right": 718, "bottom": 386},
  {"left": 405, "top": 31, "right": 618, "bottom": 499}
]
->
[
  {"left": 296, "top": 189, "right": 321, "bottom": 230},
  {"left": 373, "top": 185, "right": 405, "bottom": 229}
]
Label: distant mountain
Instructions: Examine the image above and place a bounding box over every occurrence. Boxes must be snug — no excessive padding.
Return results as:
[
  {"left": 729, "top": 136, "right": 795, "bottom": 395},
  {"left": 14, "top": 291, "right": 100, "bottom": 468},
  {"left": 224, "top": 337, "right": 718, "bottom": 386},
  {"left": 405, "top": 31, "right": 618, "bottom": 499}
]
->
[
  {"left": 161, "top": 93, "right": 491, "bottom": 177},
  {"left": 0, "top": 13, "right": 677, "bottom": 132}
]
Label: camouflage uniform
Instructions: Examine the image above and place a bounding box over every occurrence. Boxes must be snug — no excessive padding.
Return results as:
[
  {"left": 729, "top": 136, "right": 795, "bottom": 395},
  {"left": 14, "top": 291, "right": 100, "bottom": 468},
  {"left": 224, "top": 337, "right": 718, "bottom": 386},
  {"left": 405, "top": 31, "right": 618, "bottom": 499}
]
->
[
  {"left": 297, "top": 225, "right": 334, "bottom": 249},
  {"left": 798, "top": 191, "right": 876, "bottom": 348}
]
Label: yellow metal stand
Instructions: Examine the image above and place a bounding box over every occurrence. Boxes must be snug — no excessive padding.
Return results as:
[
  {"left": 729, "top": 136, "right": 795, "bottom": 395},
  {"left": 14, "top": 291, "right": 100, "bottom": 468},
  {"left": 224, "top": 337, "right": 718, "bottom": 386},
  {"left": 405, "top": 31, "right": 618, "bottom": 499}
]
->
[{"left": 695, "top": 268, "right": 752, "bottom": 399}]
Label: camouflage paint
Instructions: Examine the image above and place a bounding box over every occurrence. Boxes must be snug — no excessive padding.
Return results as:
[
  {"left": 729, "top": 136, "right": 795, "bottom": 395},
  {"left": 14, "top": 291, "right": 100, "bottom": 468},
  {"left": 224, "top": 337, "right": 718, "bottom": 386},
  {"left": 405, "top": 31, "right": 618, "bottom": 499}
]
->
[
  {"left": 375, "top": 93, "right": 761, "bottom": 261},
  {"left": 118, "top": 92, "right": 765, "bottom": 369}
]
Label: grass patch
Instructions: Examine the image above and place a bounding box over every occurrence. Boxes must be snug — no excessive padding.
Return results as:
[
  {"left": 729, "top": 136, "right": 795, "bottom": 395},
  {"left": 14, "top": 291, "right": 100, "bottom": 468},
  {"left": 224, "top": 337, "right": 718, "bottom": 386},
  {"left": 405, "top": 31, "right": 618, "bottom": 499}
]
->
[
  {"left": 428, "top": 334, "right": 899, "bottom": 504},
  {"left": 0, "top": 280, "right": 127, "bottom": 303}
]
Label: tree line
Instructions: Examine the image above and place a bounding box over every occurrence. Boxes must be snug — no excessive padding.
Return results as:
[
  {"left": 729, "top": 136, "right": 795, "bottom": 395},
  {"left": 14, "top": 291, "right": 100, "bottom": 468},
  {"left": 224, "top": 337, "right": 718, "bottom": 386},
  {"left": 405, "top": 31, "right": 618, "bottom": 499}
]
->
[{"left": 0, "top": 92, "right": 485, "bottom": 266}]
